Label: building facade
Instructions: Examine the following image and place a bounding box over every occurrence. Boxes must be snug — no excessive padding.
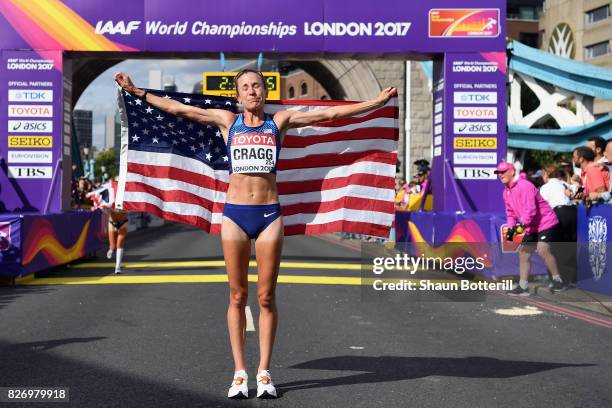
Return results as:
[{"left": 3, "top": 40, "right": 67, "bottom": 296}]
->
[
  {"left": 73, "top": 109, "right": 92, "bottom": 148},
  {"left": 540, "top": 0, "right": 612, "bottom": 114},
  {"left": 280, "top": 69, "right": 330, "bottom": 100},
  {"left": 507, "top": 0, "right": 544, "bottom": 47}
]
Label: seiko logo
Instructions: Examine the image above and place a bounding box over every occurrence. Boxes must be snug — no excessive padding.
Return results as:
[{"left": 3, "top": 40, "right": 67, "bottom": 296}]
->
[{"left": 95, "top": 20, "right": 141, "bottom": 35}]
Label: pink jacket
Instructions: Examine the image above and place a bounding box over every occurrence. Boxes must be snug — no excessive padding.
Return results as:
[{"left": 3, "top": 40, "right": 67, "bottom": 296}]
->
[{"left": 503, "top": 178, "right": 558, "bottom": 234}]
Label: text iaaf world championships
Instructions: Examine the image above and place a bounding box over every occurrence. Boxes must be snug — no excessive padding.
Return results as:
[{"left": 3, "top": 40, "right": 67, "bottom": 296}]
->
[{"left": 95, "top": 20, "right": 412, "bottom": 38}]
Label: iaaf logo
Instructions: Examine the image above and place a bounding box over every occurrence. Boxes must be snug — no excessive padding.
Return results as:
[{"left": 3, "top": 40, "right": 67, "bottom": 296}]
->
[
  {"left": 454, "top": 122, "right": 497, "bottom": 134},
  {"left": 95, "top": 20, "right": 141, "bottom": 35},
  {"left": 453, "top": 92, "right": 497, "bottom": 105},
  {"left": 454, "top": 107, "right": 497, "bottom": 119},
  {"left": 8, "top": 105, "right": 53, "bottom": 118},
  {"left": 0, "top": 222, "right": 10, "bottom": 251}
]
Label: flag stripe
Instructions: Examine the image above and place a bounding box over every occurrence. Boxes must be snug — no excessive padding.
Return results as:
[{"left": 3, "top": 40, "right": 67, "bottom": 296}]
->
[
  {"left": 284, "top": 117, "right": 396, "bottom": 137},
  {"left": 280, "top": 185, "right": 394, "bottom": 207},
  {"left": 278, "top": 151, "right": 397, "bottom": 171},
  {"left": 282, "top": 127, "right": 398, "bottom": 148},
  {"left": 128, "top": 162, "right": 229, "bottom": 194},
  {"left": 277, "top": 173, "right": 394, "bottom": 194},
  {"left": 281, "top": 139, "right": 397, "bottom": 160},
  {"left": 125, "top": 201, "right": 220, "bottom": 234},
  {"left": 311, "top": 106, "right": 398, "bottom": 125},
  {"left": 128, "top": 150, "right": 229, "bottom": 183},
  {"left": 281, "top": 196, "right": 394, "bottom": 216},
  {"left": 277, "top": 161, "right": 395, "bottom": 182},
  {"left": 284, "top": 220, "right": 391, "bottom": 237}
]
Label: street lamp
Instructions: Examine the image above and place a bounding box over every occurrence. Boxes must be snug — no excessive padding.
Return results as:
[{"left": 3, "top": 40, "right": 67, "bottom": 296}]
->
[{"left": 82, "top": 146, "right": 95, "bottom": 181}]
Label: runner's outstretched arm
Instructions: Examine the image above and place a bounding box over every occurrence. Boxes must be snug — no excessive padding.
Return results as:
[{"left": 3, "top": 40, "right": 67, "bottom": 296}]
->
[
  {"left": 113, "top": 71, "right": 234, "bottom": 131},
  {"left": 275, "top": 87, "right": 397, "bottom": 132}
]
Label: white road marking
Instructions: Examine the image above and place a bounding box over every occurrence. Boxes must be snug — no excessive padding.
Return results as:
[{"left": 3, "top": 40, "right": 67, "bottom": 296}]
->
[
  {"left": 246, "top": 306, "right": 255, "bottom": 331},
  {"left": 494, "top": 306, "right": 543, "bottom": 316}
]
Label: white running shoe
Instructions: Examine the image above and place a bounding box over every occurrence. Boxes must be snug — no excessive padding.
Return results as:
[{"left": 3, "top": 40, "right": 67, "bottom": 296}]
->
[
  {"left": 114, "top": 269, "right": 121, "bottom": 275},
  {"left": 256, "top": 370, "right": 277, "bottom": 399},
  {"left": 106, "top": 248, "right": 114, "bottom": 259},
  {"left": 227, "top": 370, "right": 248, "bottom": 399}
]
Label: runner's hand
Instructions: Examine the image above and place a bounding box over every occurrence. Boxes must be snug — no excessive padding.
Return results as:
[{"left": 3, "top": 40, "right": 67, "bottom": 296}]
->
[
  {"left": 376, "top": 87, "right": 398, "bottom": 105},
  {"left": 114, "top": 72, "right": 138, "bottom": 94}
]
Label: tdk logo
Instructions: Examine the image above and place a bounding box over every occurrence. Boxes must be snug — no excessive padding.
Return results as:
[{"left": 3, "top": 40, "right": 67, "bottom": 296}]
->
[
  {"left": 453, "top": 92, "right": 497, "bottom": 105},
  {"left": 95, "top": 20, "right": 141, "bottom": 35},
  {"left": 8, "top": 89, "right": 53, "bottom": 102}
]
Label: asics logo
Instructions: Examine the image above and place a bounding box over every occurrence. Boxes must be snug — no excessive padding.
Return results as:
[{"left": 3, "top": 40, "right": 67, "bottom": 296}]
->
[{"left": 264, "top": 212, "right": 276, "bottom": 218}]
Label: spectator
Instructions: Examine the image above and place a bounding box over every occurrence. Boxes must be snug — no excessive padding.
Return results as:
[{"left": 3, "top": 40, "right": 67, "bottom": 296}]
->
[
  {"left": 494, "top": 161, "right": 566, "bottom": 295},
  {"left": 541, "top": 165, "right": 577, "bottom": 283},
  {"left": 530, "top": 169, "right": 544, "bottom": 188},
  {"left": 586, "top": 136, "right": 607, "bottom": 164},
  {"left": 604, "top": 138, "right": 612, "bottom": 164},
  {"left": 572, "top": 146, "right": 610, "bottom": 204},
  {"left": 76, "top": 177, "right": 93, "bottom": 209}
]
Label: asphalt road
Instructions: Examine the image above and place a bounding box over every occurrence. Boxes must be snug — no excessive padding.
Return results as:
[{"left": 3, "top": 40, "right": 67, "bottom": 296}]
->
[{"left": 1, "top": 223, "right": 611, "bottom": 408}]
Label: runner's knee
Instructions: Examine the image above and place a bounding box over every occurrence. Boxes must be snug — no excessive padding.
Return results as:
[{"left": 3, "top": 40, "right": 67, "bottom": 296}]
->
[
  {"left": 257, "top": 290, "right": 276, "bottom": 309},
  {"left": 229, "top": 288, "right": 248, "bottom": 307}
]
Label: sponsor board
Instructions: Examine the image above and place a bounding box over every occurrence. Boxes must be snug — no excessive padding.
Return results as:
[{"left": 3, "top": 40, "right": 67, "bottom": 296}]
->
[
  {"left": 8, "top": 136, "right": 53, "bottom": 148},
  {"left": 7, "top": 150, "right": 53, "bottom": 163},
  {"left": 8, "top": 104, "right": 53, "bottom": 117},
  {"left": 453, "top": 152, "right": 497, "bottom": 165},
  {"left": 453, "top": 167, "right": 497, "bottom": 180},
  {"left": 434, "top": 124, "right": 442, "bottom": 135},
  {"left": 434, "top": 136, "right": 442, "bottom": 145},
  {"left": 8, "top": 120, "right": 52, "bottom": 133},
  {"left": 453, "top": 137, "right": 497, "bottom": 150},
  {"left": 453, "top": 92, "right": 497, "bottom": 104},
  {"left": 434, "top": 113, "right": 442, "bottom": 124},
  {"left": 8, "top": 89, "right": 53, "bottom": 102},
  {"left": 453, "top": 107, "right": 497, "bottom": 119},
  {"left": 8, "top": 166, "right": 53, "bottom": 179},
  {"left": 434, "top": 146, "right": 442, "bottom": 157},
  {"left": 453, "top": 121, "right": 497, "bottom": 134},
  {"left": 429, "top": 9, "right": 500, "bottom": 38}
]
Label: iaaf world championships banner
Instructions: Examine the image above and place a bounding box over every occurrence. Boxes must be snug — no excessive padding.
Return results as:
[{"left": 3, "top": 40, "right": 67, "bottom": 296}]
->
[{"left": 0, "top": 0, "right": 505, "bottom": 54}]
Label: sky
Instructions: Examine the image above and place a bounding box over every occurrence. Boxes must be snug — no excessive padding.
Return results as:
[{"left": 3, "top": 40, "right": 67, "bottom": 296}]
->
[{"left": 74, "top": 59, "right": 250, "bottom": 150}]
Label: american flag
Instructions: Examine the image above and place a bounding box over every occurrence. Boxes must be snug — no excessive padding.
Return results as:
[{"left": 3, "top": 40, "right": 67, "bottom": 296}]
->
[
  {"left": 87, "top": 182, "right": 115, "bottom": 209},
  {"left": 115, "top": 89, "right": 398, "bottom": 237}
]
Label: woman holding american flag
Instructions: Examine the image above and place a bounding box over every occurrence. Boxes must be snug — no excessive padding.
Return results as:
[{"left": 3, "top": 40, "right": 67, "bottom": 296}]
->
[{"left": 114, "top": 69, "right": 396, "bottom": 399}]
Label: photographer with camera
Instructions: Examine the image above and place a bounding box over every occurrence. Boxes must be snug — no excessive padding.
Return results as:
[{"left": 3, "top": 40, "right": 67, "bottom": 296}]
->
[{"left": 495, "top": 162, "right": 567, "bottom": 296}]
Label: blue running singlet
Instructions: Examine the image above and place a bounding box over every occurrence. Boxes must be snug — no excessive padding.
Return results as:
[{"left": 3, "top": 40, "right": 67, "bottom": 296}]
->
[{"left": 227, "top": 113, "right": 281, "bottom": 174}]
